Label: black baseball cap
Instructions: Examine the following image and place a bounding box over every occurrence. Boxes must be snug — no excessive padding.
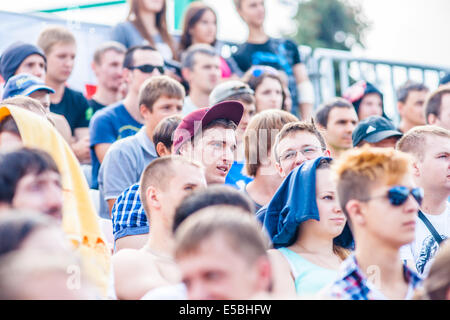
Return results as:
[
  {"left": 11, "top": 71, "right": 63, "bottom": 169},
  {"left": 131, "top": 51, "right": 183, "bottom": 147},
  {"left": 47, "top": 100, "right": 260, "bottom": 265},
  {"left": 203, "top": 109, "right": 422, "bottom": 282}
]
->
[{"left": 352, "top": 115, "right": 403, "bottom": 147}]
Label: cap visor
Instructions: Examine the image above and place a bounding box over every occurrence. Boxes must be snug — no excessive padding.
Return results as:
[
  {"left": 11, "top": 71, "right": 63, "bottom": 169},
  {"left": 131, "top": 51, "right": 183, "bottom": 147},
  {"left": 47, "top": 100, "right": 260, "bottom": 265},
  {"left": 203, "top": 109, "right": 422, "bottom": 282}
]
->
[
  {"left": 201, "top": 100, "right": 244, "bottom": 129},
  {"left": 364, "top": 130, "right": 403, "bottom": 143},
  {"left": 23, "top": 85, "right": 55, "bottom": 96}
]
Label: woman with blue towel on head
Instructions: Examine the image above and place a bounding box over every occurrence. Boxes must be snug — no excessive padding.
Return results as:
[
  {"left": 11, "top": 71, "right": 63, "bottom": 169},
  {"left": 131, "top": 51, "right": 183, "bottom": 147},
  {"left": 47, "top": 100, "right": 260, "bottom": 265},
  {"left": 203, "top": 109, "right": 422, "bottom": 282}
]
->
[{"left": 263, "top": 157, "right": 353, "bottom": 297}]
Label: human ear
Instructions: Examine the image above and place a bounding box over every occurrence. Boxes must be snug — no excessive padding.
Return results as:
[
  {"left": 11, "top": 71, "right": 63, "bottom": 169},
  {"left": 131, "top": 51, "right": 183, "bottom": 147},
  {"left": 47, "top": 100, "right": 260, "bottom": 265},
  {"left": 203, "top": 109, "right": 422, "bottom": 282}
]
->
[
  {"left": 346, "top": 199, "right": 366, "bottom": 227},
  {"left": 146, "top": 186, "right": 161, "bottom": 210}
]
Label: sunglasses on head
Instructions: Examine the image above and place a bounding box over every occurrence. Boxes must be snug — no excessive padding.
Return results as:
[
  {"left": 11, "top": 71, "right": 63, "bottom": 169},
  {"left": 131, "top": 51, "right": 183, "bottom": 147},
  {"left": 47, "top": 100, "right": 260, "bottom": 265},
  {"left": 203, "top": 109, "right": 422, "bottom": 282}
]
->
[
  {"left": 251, "top": 67, "right": 278, "bottom": 78},
  {"left": 129, "top": 64, "right": 165, "bottom": 74},
  {"left": 366, "top": 186, "right": 424, "bottom": 206}
]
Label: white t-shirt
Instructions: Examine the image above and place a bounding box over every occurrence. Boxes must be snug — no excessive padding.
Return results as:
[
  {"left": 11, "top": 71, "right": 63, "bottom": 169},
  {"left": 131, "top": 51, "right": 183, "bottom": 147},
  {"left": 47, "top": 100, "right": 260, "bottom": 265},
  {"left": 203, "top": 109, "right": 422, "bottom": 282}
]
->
[
  {"left": 400, "top": 202, "right": 450, "bottom": 277},
  {"left": 182, "top": 96, "right": 201, "bottom": 116}
]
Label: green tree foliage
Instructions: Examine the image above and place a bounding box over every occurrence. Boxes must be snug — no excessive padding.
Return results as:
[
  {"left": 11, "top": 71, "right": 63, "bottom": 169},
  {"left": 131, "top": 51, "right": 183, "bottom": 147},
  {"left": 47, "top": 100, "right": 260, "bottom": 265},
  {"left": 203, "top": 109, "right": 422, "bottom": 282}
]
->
[{"left": 289, "top": 0, "right": 371, "bottom": 50}]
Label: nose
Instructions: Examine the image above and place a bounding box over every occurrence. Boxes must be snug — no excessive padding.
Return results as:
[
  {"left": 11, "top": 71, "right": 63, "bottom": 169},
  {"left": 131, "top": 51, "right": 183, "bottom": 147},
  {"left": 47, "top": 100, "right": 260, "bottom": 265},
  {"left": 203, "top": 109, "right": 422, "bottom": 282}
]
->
[
  {"left": 187, "top": 281, "right": 208, "bottom": 300},
  {"left": 294, "top": 151, "right": 307, "bottom": 166}
]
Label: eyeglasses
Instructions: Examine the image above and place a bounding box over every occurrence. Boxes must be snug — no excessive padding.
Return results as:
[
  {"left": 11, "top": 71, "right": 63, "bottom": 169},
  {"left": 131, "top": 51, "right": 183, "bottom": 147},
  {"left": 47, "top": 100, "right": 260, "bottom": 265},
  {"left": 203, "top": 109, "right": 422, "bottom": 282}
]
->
[
  {"left": 128, "top": 64, "right": 165, "bottom": 74},
  {"left": 364, "top": 186, "right": 424, "bottom": 206},
  {"left": 279, "top": 146, "right": 325, "bottom": 162}
]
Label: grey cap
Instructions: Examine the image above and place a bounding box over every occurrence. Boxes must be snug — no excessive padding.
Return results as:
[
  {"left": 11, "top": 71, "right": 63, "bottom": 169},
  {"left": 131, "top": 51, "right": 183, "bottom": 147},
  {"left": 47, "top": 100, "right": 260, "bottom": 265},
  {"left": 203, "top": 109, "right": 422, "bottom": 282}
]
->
[{"left": 209, "top": 80, "right": 254, "bottom": 105}]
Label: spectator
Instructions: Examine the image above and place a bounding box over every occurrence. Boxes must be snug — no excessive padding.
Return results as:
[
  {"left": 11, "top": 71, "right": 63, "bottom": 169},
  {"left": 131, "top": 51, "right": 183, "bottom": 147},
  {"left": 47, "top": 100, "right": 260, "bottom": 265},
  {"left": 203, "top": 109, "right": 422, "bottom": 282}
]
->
[
  {"left": 255, "top": 120, "right": 330, "bottom": 222},
  {"left": 89, "top": 45, "right": 164, "bottom": 189},
  {"left": 172, "top": 184, "right": 255, "bottom": 233},
  {"left": 424, "top": 85, "right": 450, "bottom": 130},
  {"left": 415, "top": 240, "right": 450, "bottom": 300},
  {"left": 174, "top": 206, "right": 273, "bottom": 300},
  {"left": 323, "top": 146, "right": 422, "bottom": 300},
  {"left": 0, "top": 41, "right": 46, "bottom": 83},
  {"left": 99, "top": 75, "right": 184, "bottom": 218},
  {"left": 315, "top": 97, "right": 358, "bottom": 158},
  {"left": 111, "top": 114, "right": 182, "bottom": 252},
  {"left": 396, "top": 81, "right": 429, "bottom": 133},
  {"left": 343, "top": 80, "right": 387, "bottom": 121},
  {"left": 174, "top": 100, "right": 243, "bottom": 185},
  {"left": 397, "top": 126, "right": 450, "bottom": 276},
  {"left": 111, "top": 0, "right": 177, "bottom": 61},
  {"left": 232, "top": 0, "right": 314, "bottom": 120},
  {"left": 2, "top": 73, "right": 72, "bottom": 143},
  {"left": 243, "top": 109, "right": 298, "bottom": 211},
  {"left": 209, "top": 80, "right": 256, "bottom": 189},
  {"left": 352, "top": 115, "right": 403, "bottom": 148},
  {"left": 112, "top": 156, "right": 206, "bottom": 300},
  {"left": 272, "top": 120, "right": 330, "bottom": 179},
  {"left": 241, "top": 65, "right": 286, "bottom": 113},
  {"left": 265, "top": 157, "right": 352, "bottom": 296},
  {"left": 88, "top": 41, "right": 127, "bottom": 115},
  {"left": 179, "top": 2, "right": 237, "bottom": 79},
  {"left": 180, "top": 44, "right": 222, "bottom": 115},
  {"left": 0, "top": 148, "right": 63, "bottom": 221},
  {"left": 37, "top": 26, "right": 91, "bottom": 164}
]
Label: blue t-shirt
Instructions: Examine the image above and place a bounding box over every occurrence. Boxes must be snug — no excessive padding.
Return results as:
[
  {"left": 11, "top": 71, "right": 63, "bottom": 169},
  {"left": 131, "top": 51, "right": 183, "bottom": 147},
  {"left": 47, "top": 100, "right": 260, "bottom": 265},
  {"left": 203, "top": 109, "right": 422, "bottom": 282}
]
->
[
  {"left": 89, "top": 101, "right": 142, "bottom": 189},
  {"left": 225, "top": 161, "right": 253, "bottom": 190}
]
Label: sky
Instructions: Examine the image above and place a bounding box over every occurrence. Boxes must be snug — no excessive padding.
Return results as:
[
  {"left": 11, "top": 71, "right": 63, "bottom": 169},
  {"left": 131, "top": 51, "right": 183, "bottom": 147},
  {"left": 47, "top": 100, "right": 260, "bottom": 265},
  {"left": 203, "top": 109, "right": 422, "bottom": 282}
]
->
[{"left": 0, "top": 0, "right": 448, "bottom": 68}]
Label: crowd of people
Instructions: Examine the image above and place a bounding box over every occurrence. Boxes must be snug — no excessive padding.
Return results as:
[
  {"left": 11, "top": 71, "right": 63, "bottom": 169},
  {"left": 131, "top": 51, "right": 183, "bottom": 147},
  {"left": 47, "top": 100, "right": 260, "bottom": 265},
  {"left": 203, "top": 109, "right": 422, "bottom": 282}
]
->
[{"left": 0, "top": 0, "right": 449, "bottom": 301}]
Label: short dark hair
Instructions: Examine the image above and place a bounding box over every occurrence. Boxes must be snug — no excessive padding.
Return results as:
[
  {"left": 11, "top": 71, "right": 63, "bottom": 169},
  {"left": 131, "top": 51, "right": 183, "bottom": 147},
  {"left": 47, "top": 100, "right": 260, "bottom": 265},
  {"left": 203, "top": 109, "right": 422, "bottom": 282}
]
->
[
  {"left": 396, "top": 81, "right": 429, "bottom": 103},
  {"left": 314, "top": 97, "right": 354, "bottom": 128},
  {"left": 0, "top": 148, "right": 59, "bottom": 204},
  {"left": 180, "top": 44, "right": 218, "bottom": 70},
  {"left": 123, "top": 45, "right": 157, "bottom": 69},
  {"left": 172, "top": 185, "right": 255, "bottom": 233},
  {"left": 152, "top": 114, "right": 183, "bottom": 151},
  {"left": 425, "top": 86, "right": 450, "bottom": 123}
]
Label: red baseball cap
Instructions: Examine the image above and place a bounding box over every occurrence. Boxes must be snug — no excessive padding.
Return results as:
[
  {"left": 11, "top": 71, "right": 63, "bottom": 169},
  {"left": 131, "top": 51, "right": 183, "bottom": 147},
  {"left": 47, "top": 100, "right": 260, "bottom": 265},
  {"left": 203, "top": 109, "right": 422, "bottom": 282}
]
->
[{"left": 173, "top": 100, "right": 244, "bottom": 154}]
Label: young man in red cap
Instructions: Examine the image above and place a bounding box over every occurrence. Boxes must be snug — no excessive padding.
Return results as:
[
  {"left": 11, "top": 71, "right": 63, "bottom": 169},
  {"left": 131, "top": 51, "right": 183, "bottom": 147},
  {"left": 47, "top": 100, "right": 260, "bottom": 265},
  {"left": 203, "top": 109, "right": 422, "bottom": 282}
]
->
[{"left": 173, "top": 100, "right": 244, "bottom": 185}]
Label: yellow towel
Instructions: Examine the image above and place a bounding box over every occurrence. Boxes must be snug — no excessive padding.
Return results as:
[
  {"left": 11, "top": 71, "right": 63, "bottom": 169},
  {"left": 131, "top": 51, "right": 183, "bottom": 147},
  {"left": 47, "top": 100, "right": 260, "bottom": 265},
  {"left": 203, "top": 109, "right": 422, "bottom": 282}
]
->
[{"left": 0, "top": 105, "right": 111, "bottom": 297}]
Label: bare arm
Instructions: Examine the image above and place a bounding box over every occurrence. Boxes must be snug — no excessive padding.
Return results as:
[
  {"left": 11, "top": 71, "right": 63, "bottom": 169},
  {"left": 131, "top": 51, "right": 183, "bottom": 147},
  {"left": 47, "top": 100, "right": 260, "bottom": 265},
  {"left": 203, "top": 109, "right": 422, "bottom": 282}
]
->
[
  {"left": 94, "top": 143, "right": 112, "bottom": 164},
  {"left": 267, "top": 249, "right": 297, "bottom": 296},
  {"left": 293, "top": 63, "right": 314, "bottom": 121},
  {"left": 72, "top": 127, "right": 91, "bottom": 163}
]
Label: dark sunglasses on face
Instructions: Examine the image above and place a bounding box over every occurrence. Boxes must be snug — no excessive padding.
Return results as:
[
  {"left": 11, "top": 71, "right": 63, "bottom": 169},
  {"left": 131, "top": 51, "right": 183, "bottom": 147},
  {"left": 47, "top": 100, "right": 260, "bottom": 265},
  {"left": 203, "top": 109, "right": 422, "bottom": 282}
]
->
[
  {"left": 128, "top": 64, "right": 165, "bottom": 74},
  {"left": 366, "top": 186, "right": 424, "bottom": 206}
]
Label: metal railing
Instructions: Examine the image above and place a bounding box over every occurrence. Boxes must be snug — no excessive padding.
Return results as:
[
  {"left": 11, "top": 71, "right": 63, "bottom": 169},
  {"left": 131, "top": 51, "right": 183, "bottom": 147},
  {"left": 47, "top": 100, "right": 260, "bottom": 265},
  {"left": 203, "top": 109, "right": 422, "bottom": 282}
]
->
[{"left": 306, "top": 47, "right": 450, "bottom": 123}]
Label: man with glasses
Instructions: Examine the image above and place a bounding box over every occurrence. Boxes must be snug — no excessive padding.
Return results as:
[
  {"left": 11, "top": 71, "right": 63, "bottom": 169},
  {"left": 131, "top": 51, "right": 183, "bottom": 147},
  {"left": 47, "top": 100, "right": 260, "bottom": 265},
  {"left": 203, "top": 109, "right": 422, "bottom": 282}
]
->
[
  {"left": 322, "top": 146, "right": 423, "bottom": 300},
  {"left": 89, "top": 45, "right": 165, "bottom": 189},
  {"left": 256, "top": 120, "right": 329, "bottom": 220},
  {"left": 396, "top": 126, "right": 450, "bottom": 276}
]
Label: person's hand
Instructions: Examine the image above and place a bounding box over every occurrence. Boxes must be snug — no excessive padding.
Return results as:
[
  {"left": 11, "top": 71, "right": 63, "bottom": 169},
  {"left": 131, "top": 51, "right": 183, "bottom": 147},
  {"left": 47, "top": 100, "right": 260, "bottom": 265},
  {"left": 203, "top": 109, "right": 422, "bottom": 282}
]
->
[{"left": 71, "top": 135, "right": 91, "bottom": 164}]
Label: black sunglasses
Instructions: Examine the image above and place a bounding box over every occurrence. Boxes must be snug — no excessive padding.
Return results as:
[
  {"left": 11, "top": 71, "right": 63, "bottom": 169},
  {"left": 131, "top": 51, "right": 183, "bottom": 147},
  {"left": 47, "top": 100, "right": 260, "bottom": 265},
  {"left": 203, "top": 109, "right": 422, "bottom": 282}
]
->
[
  {"left": 365, "top": 186, "right": 424, "bottom": 206},
  {"left": 128, "top": 64, "right": 165, "bottom": 74}
]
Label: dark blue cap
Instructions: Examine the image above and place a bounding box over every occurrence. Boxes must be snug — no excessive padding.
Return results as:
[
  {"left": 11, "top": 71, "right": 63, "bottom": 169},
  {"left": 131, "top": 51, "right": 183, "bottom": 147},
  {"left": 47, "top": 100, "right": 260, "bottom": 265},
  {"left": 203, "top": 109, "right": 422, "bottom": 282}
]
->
[
  {"left": 352, "top": 115, "right": 402, "bottom": 147},
  {"left": 0, "top": 42, "right": 46, "bottom": 82},
  {"left": 2, "top": 73, "right": 55, "bottom": 100}
]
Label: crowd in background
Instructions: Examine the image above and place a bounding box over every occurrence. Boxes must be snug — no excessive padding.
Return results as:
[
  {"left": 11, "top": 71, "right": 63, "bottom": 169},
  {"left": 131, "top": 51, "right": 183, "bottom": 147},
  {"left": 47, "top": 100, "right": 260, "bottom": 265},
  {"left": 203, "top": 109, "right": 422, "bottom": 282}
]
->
[{"left": 0, "top": 0, "right": 449, "bottom": 300}]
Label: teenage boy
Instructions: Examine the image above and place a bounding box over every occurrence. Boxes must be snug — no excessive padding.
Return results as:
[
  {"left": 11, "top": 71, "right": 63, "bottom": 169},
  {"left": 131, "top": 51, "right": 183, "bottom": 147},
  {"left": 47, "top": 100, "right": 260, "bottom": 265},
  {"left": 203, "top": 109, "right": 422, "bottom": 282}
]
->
[
  {"left": 232, "top": 0, "right": 314, "bottom": 120},
  {"left": 112, "top": 156, "right": 207, "bottom": 300},
  {"left": 396, "top": 125, "right": 450, "bottom": 276},
  {"left": 88, "top": 41, "right": 126, "bottom": 114},
  {"left": 89, "top": 45, "right": 165, "bottom": 189},
  {"left": 174, "top": 205, "right": 273, "bottom": 300},
  {"left": 315, "top": 97, "right": 359, "bottom": 158},
  {"left": 99, "top": 75, "right": 184, "bottom": 218},
  {"left": 37, "top": 26, "right": 91, "bottom": 163},
  {"left": 396, "top": 81, "right": 429, "bottom": 134},
  {"left": 181, "top": 44, "right": 221, "bottom": 115},
  {"left": 0, "top": 148, "right": 63, "bottom": 221},
  {"left": 323, "top": 146, "right": 423, "bottom": 300},
  {"left": 174, "top": 100, "right": 243, "bottom": 185},
  {"left": 209, "top": 80, "right": 256, "bottom": 189}
]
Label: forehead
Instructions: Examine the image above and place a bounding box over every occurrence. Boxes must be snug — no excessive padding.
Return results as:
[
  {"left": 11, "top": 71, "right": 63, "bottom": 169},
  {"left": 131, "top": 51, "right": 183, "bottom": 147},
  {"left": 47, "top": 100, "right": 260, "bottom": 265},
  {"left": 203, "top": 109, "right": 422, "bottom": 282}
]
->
[
  {"left": 201, "top": 126, "right": 236, "bottom": 141},
  {"left": 19, "top": 170, "right": 61, "bottom": 184},
  {"left": 278, "top": 131, "right": 321, "bottom": 150},
  {"left": 169, "top": 164, "right": 205, "bottom": 185},
  {"left": 49, "top": 42, "right": 76, "bottom": 54},
  {"left": 328, "top": 107, "right": 358, "bottom": 122},
  {"left": 405, "top": 89, "right": 428, "bottom": 100},
  {"left": 258, "top": 77, "right": 281, "bottom": 89},
  {"left": 133, "top": 49, "right": 164, "bottom": 65},
  {"left": 99, "top": 49, "right": 125, "bottom": 63},
  {"left": 153, "top": 95, "right": 183, "bottom": 106},
  {"left": 193, "top": 53, "right": 220, "bottom": 66},
  {"left": 20, "top": 54, "right": 45, "bottom": 64},
  {"left": 424, "top": 135, "right": 450, "bottom": 154}
]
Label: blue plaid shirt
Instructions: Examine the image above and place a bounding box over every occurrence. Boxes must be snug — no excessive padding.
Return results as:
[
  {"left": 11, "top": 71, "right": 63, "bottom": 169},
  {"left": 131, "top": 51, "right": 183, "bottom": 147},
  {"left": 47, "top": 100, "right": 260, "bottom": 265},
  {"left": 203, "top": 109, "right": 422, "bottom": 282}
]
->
[
  {"left": 111, "top": 183, "right": 149, "bottom": 241},
  {"left": 322, "top": 254, "right": 423, "bottom": 300}
]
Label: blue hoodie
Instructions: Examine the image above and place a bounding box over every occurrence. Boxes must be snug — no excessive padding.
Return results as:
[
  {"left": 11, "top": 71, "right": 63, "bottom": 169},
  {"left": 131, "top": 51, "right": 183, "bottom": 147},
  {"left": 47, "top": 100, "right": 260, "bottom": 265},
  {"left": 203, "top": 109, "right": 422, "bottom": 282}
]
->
[{"left": 262, "top": 157, "right": 353, "bottom": 249}]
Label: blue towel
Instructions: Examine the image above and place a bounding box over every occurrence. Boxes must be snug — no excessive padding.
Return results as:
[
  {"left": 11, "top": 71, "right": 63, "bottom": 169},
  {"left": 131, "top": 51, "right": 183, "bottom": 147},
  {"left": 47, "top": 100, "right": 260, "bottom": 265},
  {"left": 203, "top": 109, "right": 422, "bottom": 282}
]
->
[{"left": 262, "top": 156, "right": 353, "bottom": 249}]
